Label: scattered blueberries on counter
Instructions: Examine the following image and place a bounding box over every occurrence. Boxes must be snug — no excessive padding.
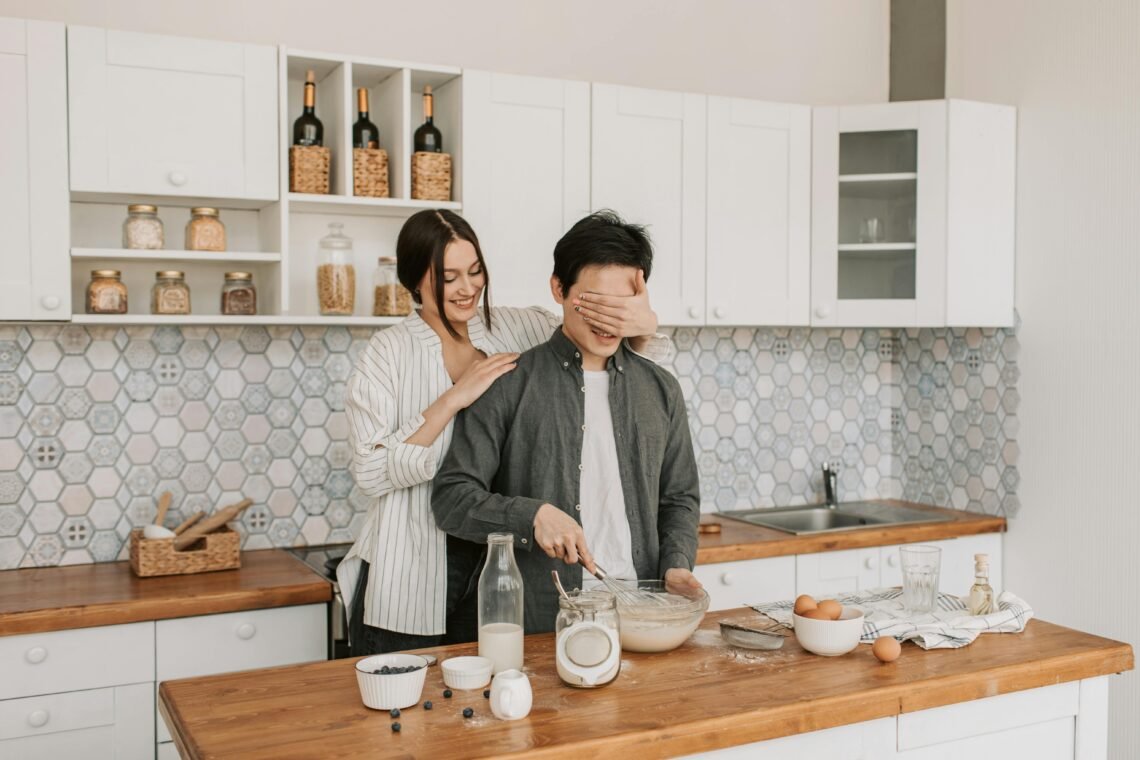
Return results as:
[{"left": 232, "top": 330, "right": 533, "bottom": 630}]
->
[
  {"left": 463, "top": 707, "right": 474, "bottom": 719},
  {"left": 443, "top": 689, "right": 453, "bottom": 698},
  {"left": 483, "top": 689, "right": 490, "bottom": 699},
  {"left": 391, "top": 722, "right": 401, "bottom": 733},
  {"left": 423, "top": 700, "right": 433, "bottom": 710},
  {"left": 390, "top": 708, "right": 400, "bottom": 718}
]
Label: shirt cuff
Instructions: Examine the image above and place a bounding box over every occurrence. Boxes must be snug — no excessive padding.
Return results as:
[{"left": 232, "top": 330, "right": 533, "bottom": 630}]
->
[
  {"left": 378, "top": 413, "right": 438, "bottom": 489},
  {"left": 506, "top": 497, "right": 545, "bottom": 551},
  {"left": 658, "top": 552, "right": 694, "bottom": 578},
  {"left": 627, "top": 333, "right": 673, "bottom": 364}
]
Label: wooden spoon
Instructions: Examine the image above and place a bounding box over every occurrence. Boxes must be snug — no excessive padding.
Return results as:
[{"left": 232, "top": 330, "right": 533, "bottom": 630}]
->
[{"left": 154, "top": 492, "right": 172, "bottom": 527}]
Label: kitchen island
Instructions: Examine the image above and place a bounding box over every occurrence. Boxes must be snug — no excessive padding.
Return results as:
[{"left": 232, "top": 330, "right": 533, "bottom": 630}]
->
[{"left": 159, "top": 609, "right": 1131, "bottom": 759}]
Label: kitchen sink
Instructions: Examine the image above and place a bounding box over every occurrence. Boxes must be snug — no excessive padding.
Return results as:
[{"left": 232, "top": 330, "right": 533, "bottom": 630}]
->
[{"left": 717, "top": 501, "right": 952, "bottom": 535}]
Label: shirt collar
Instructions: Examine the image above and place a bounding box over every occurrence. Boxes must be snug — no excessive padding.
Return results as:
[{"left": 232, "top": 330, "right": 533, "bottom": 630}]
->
[
  {"left": 406, "top": 308, "right": 492, "bottom": 353},
  {"left": 547, "top": 327, "right": 628, "bottom": 375}
]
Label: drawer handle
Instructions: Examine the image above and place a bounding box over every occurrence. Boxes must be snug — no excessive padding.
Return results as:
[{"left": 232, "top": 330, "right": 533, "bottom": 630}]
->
[
  {"left": 27, "top": 709, "right": 49, "bottom": 728},
  {"left": 886, "top": 555, "right": 898, "bottom": 568},
  {"left": 168, "top": 171, "right": 188, "bottom": 187},
  {"left": 40, "top": 296, "right": 60, "bottom": 310},
  {"left": 25, "top": 646, "right": 48, "bottom": 664},
  {"left": 713, "top": 307, "right": 725, "bottom": 319},
  {"left": 236, "top": 622, "right": 257, "bottom": 640},
  {"left": 688, "top": 306, "right": 700, "bottom": 319},
  {"left": 719, "top": 572, "right": 735, "bottom": 586},
  {"left": 863, "top": 556, "right": 878, "bottom": 570}
]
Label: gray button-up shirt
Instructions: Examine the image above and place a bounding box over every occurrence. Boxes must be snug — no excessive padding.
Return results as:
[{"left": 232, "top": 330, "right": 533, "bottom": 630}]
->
[{"left": 432, "top": 328, "right": 700, "bottom": 634}]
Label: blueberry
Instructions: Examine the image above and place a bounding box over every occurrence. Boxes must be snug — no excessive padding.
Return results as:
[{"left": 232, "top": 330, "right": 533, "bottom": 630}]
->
[
  {"left": 423, "top": 700, "right": 433, "bottom": 710},
  {"left": 443, "top": 689, "right": 453, "bottom": 698},
  {"left": 390, "top": 708, "right": 400, "bottom": 718},
  {"left": 380, "top": 665, "right": 391, "bottom": 675},
  {"left": 391, "top": 722, "right": 401, "bottom": 732},
  {"left": 372, "top": 669, "right": 381, "bottom": 675},
  {"left": 483, "top": 689, "right": 490, "bottom": 699},
  {"left": 463, "top": 707, "right": 474, "bottom": 718}
]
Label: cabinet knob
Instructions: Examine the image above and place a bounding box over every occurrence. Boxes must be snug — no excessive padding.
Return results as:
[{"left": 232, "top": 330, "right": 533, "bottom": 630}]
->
[
  {"left": 40, "top": 296, "right": 60, "bottom": 310},
  {"left": 719, "top": 572, "right": 735, "bottom": 586},
  {"left": 688, "top": 306, "right": 700, "bottom": 319},
  {"left": 27, "top": 709, "right": 49, "bottom": 728},
  {"left": 814, "top": 305, "right": 831, "bottom": 319},
  {"left": 25, "top": 646, "right": 47, "bottom": 664},
  {"left": 236, "top": 622, "right": 257, "bottom": 640},
  {"left": 886, "top": 554, "right": 898, "bottom": 568},
  {"left": 713, "top": 307, "right": 725, "bottom": 319},
  {"left": 168, "top": 171, "right": 188, "bottom": 187},
  {"left": 863, "top": 556, "right": 878, "bottom": 570}
]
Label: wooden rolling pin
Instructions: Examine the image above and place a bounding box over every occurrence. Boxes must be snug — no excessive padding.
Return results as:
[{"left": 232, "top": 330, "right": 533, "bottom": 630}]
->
[
  {"left": 172, "top": 511, "right": 205, "bottom": 536},
  {"left": 173, "top": 499, "right": 253, "bottom": 550}
]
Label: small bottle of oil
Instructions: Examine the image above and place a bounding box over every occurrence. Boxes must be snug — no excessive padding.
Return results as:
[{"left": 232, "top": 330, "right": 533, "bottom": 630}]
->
[{"left": 967, "top": 553, "right": 995, "bottom": 616}]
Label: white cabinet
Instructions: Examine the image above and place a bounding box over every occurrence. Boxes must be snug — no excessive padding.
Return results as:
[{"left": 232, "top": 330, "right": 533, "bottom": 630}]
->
[
  {"left": 462, "top": 70, "right": 590, "bottom": 311},
  {"left": 706, "top": 97, "right": 811, "bottom": 326},
  {"left": 811, "top": 100, "right": 1015, "bottom": 328},
  {"left": 693, "top": 556, "right": 796, "bottom": 612},
  {"left": 591, "top": 83, "right": 707, "bottom": 326},
  {"left": 0, "top": 18, "right": 69, "bottom": 320},
  {"left": 67, "top": 26, "right": 278, "bottom": 202},
  {"left": 0, "top": 683, "right": 153, "bottom": 760},
  {"left": 796, "top": 533, "right": 1003, "bottom": 599}
]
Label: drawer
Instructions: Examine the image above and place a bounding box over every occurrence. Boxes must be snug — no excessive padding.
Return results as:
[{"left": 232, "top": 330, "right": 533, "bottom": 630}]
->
[
  {"left": 156, "top": 604, "right": 326, "bottom": 743},
  {"left": 693, "top": 556, "right": 796, "bottom": 611},
  {"left": 0, "top": 682, "right": 152, "bottom": 758},
  {"left": 0, "top": 622, "right": 154, "bottom": 700}
]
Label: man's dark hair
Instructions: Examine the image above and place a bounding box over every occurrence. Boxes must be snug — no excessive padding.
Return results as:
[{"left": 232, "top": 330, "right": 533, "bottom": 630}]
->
[{"left": 551, "top": 210, "right": 653, "bottom": 296}]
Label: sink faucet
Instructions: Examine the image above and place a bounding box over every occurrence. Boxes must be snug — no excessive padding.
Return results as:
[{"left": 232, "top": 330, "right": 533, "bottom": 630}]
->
[{"left": 823, "top": 462, "right": 839, "bottom": 509}]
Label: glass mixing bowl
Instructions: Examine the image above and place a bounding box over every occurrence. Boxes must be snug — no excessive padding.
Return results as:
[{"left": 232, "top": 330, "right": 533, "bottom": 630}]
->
[{"left": 611, "top": 579, "right": 710, "bottom": 653}]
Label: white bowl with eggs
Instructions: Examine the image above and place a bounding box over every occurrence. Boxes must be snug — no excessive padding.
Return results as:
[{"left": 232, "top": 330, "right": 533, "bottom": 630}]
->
[{"left": 793, "top": 607, "right": 865, "bottom": 656}]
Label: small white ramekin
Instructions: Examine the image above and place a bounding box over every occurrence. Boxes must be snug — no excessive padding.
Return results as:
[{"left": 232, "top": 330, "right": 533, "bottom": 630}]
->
[
  {"left": 440, "top": 656, "right": 494, "bottom": 690},
  {"left": 355, "top": 653, "right": 429, "bottom": 710}
]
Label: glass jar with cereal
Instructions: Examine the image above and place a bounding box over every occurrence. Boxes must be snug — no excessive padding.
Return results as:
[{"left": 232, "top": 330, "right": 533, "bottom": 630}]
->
[
  {"left": 86, "top": 270, "right": 128, "bottom": 314},
  {"left": 122, "top": 205, "right": 164, "bottom": 250},
  {"left": 185, "top": 207, "right": 226, "bottom": 251},
  {"left": 152, "top": 271, "right": 191, "bottom": 315},
  {"left": 372, "top": 256, "right": 412, "bottom": 316},
  {"left": 221, "top": 272, "right": 257, "bottom": 316},
  {"left": 317, "top": 223, "right": 355, "bottom": 316}
]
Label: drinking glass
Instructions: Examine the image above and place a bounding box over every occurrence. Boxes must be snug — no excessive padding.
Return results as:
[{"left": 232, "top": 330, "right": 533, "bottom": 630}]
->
[
  {"left": 899, "top": 545, "right": 941, "bottom": 613},
  {"left": 859, "top": 217, "right": 884, "bottom": 243}
]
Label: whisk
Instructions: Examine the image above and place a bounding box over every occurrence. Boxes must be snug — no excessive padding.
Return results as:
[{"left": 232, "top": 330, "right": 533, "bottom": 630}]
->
[{"left": 581, "top": 560, "right": 671, "bottom": 607}]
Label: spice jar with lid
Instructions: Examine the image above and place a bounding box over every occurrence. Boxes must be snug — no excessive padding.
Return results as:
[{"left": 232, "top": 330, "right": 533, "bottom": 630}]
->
[
  {"left": 221, "top": 272, "right": 257, "bottom": 316},
  {"left": 372, "top": 256, "right": 412, "bottom": 316},
  {"left": 86, "top": 270, "right": 128, "bottom": 314},
  {"left": 317, "top": 222, "right": 355, "bottom": 316},
  {"left": 152, "top": 271, "right": 191, "bottom": 314},
  {"left": 122, "top": 205, "right": 164, "bottom": 249},
  {"left": 185, "top": 207, "right": 226, "bottom": 251}
]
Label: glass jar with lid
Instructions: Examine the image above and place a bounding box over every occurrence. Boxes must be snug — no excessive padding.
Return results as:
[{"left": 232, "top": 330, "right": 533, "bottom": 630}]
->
[
  {"left": 152, "top": 271, "right": 191, "bottom": 315},
  {"left": 122, "top": 204, "right": 164, "bottom": 249},
  {"left": 221, "top": 272, "right": 257, "bottom": 315},
  {"left": 554, "top": 589, "right": 621, "bottom": 688},
  {"left": 372, "top": 256, "right": 412, "bottom": 316},
  {"left": 86, "top": 270, "right": 128, "bottom": 314},
  {"left": 317, "top": 222, "right": 355, "bottom": 315},
  {"left": 185, "top": 207, "right": 226, "bottom": 251}
]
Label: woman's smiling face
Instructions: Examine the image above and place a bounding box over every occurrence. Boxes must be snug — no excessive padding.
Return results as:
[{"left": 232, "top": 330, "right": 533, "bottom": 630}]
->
[{"left": 418, "top": 238, "right": 486, "bottom": 324}]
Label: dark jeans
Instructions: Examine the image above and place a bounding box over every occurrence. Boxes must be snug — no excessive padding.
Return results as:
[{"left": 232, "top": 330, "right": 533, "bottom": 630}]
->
[{"left": 349, "top": 535, "right": 484, "bottom": 655}]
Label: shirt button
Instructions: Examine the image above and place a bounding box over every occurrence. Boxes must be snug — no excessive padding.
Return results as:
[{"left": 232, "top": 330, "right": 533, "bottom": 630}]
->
[
  {"left": 578, "top": 464, "right": 583, "bottom": 471},
  {"left": 575, "top": 504, "right": 581, "bottom": 511},
  {"left": 581, "top": 424, "right": 586, "bottom": 432},
  {"left": 574, "top": 352, "right": 580, "bottom": 358},
  {"left": 521, "top": 538, "right": 528, "bottom": 544},
  {"left": 563, "top": 361, "right": 568, "bottom": 368},
  {"left": 580, "top": 386, "right": 586, "bottom": 393}
]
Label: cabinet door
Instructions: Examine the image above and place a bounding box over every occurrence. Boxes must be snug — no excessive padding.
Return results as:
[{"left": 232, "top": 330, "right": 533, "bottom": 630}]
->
[
  {"left": 68, "top": 26, "right": 277, "bottom": 201},
  {"left": 462, "top": 70, "right": 589, "bottom": 310},
  {"left": 811, "top": 102, "right": 947, "bottom": 327},
  {"left": 0, "top": 18, "right": 69, "bottom": 320},
  {"left": 0, "top": 682, "right": 153, "bottom": 760},
  {"left": 706, "top": 97, "right": 810, "bottom": 326},
  {"left": 693, "top": 556, "right": 796, "bottom": 612},
  {"left": 795, "top": 547, "right": 880, "bottom": 598},
  {"left": 592, "top": 84, "right": 706, "bottom": 326}
]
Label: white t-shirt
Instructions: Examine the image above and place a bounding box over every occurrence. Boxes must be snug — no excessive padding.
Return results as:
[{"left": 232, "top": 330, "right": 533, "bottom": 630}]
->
[{"left": 580, "top": 370, "right": 637, "bottom": 581}]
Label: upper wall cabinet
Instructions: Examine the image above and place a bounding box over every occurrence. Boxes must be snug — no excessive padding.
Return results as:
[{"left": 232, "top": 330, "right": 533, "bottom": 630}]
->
[
  {"left": 811, "top": 100, "right": 1016, "bottom": 327},
  {"left": 0, "top": 18, "right": 69, "bottom": 320},
  {"left": 462, "top": 70, "right": 590, "bottom": 311},
  {"left": 67, "top": 27, "right": 278, "bottom": 203},
  {"left": 592, "top": 85, "right": 811, "bottom": 327}
]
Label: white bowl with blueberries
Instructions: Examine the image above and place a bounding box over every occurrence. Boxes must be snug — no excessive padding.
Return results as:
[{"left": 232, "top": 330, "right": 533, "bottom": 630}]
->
[{"left": 355, "top": 653, "right": 429, "bottom": 710}]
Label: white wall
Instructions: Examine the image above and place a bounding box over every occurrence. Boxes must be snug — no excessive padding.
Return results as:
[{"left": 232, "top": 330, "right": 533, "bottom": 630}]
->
[
  {"left": 947, "top": 1, "right": 1139, "bottom": 757},
  {"left": 0, "top": 0, "right": 888, "bottom": 104}
]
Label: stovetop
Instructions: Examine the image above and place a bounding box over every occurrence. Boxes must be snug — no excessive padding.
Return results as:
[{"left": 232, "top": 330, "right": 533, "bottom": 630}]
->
[{"left": 285, "top": 543, "right": 353, "bottom": 585}]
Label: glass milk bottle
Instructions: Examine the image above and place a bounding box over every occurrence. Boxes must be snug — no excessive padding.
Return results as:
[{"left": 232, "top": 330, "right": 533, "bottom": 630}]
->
[{"left": 478, "top": 533, "right": 524, "bottom": 674}]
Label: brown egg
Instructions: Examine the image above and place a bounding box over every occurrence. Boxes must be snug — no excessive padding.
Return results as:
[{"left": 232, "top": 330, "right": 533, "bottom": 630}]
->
[
  {"left": 872, "top": 636, "right": 902, "bottom": 663},
  {"left": 817, "top": 599, "right": 843, "bottom": 620},
  {"left": 793, "top": 594, "right": 818, "bottom": 615},
  {"left": 800, "top": 608, "right": 832, "bottom": 621}
]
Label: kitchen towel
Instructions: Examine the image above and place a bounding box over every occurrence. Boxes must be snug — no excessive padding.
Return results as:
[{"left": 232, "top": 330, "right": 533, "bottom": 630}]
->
[{"left": 751, "top": 588, "right": 1034, "bottom": 649}]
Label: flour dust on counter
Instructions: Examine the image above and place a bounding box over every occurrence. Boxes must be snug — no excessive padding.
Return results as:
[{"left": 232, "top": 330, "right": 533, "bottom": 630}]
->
[{"left": 0, "top": 320, "right": 1017, "bottom": 569}]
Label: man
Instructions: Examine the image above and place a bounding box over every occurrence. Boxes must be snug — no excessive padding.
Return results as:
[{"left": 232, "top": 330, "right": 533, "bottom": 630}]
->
[{"left": 432, "top": 211, "right": 701, "bottom": 633}]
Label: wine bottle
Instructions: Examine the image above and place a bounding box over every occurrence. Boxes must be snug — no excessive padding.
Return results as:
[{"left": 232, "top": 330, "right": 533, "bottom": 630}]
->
[
  {"left": 353, "top": 88, "right": 380, "bottom": 149},
  {"left": 414, "top": 85, "right": 443, "bottom": 153},
  {"left": 293, "top": 70, "right": 324, "bottom": 147}
]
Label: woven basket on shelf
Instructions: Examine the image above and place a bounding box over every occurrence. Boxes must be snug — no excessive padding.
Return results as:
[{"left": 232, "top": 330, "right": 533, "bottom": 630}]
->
[
  {"left": 353, "top": 148, "right": 390, "bottom": 198},
  {"left": 289, "top": 145, "right": 331, "bottom": 194},
  {"left": 129, "top": 526, "right": 241, "bottom": 577},
  {"left": 411, "top": 151, "right": 452, "bottom": 201}
]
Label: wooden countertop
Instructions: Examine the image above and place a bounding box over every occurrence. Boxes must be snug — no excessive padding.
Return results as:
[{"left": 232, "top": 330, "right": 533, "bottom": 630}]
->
[
  {"left": 159, "top": 611, "right": 1131, "bottom": 760},
  {"left": 0, "top": 549, "right": 331, "bottom": 636},
  {"left": 697, "top": 499, "right": 1006, "bottom": 564}
]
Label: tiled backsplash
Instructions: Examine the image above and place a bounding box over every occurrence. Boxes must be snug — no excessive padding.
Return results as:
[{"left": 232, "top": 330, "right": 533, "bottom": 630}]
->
[{"left": 0, "top": 321, "right": 1019, "bottom": 568}]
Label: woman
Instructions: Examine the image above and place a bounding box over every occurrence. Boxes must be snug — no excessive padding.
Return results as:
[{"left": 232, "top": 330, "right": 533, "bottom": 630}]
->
[{"left": 339, "top": 209, "right": 670, "bottom": 654}]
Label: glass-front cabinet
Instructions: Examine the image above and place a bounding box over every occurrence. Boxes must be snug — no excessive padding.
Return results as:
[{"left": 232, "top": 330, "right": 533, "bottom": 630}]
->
[{"left": 811, "top": 100, "right": 1016, "bottom": 328}]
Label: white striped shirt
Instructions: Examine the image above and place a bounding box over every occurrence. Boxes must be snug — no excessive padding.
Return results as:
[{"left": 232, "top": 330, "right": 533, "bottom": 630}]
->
[{"left": 338, "top": 306, "right": 671, "bottom": 635}]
